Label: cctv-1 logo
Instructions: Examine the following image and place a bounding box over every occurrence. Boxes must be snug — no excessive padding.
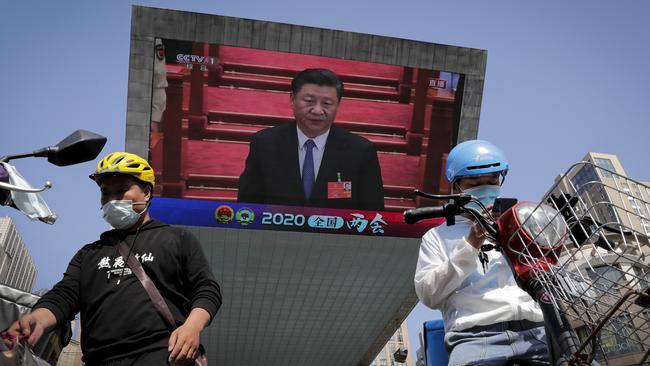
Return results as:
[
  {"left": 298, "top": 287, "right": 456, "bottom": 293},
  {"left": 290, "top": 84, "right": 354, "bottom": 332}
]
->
[{"left": 261, "top": 212, "right": 306, "bottom": 227}]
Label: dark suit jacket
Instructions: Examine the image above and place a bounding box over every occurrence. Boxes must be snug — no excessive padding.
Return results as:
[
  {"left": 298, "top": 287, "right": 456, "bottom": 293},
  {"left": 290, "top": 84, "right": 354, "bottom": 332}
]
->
[{"left": 237, "top": 123, "right": 384, "bottom": 210}]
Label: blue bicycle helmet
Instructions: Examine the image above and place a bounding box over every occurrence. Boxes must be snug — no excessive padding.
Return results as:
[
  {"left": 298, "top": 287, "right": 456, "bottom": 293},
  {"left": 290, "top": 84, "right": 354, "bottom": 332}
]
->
[{"left": 445, "top": 140, "right": 509, "bottom": 182}]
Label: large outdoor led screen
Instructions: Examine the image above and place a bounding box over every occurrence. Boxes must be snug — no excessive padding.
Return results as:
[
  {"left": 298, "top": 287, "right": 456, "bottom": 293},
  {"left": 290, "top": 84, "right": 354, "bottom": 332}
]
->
[
  {"left": 147, "top": 38, "right": 462, "bottom": 237},
  {"left": 125, "top": 8, "right": 487, "bottom": 364}
]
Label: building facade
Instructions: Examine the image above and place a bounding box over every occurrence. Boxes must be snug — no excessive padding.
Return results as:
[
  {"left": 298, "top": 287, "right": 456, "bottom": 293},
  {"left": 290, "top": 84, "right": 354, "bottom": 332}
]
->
[
  {"left": 369, "top": 321, "right": 414, "bottom": 366},
  {"left": 568, "top": 152, "right": 650, "bottom": 237},
  {"left": 0, "top": 216, "right": 36, "bottom": 292},
  {"left": 547, "top": 152, "right": 650, "bottom": 365},
  {"left": 55, "top": 318, "right": 82, "bottom": 366}
]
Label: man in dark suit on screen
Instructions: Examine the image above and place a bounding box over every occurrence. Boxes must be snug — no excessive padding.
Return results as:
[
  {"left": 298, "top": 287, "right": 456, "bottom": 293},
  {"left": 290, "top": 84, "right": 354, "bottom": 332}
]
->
[{"left": 237, "top": 68, "right": 384, "bottom": 211}]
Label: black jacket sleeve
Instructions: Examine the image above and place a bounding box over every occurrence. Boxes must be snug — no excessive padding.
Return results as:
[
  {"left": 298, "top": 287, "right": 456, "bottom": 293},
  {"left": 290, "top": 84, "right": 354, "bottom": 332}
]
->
[
  {"left": 180, "top": 229, "right": 222, "bottom": 322},
  {"left": 33, "top": 247, "right": 85, "bottom": 326}
]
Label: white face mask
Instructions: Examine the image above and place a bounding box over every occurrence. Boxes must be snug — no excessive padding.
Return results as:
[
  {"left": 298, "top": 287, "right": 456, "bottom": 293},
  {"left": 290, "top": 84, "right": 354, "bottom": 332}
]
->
[
  {"left": 101, "top": 200, "right": 147, "bottom": 230},
  {"left": 2, "top": 162, "right": 57, "bottom": 224},
  {"left": 462, "top": 184, "right": 501, "bottom": 211}
]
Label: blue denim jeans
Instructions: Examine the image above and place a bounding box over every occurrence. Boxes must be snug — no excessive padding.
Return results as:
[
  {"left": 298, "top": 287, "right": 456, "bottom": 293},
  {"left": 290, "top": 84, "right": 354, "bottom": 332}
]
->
[{"left": 445, "top": 320, "right": 549, "bottom": 366}]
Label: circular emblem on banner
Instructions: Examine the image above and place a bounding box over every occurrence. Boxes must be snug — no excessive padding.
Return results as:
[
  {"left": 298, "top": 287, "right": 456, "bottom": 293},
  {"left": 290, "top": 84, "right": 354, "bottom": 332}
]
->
[
  {"left": 235, "top": 208, "right": 255, "bottom": 226},
  {"left": 215, "top": 205, "right": 234, "bottom": 224}
]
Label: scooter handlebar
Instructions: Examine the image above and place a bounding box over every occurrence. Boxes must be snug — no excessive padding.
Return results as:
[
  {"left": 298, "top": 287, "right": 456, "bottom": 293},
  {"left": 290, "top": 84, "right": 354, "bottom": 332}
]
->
[{"left": 403, "top": 206, "right": 447, "bottom": 224}]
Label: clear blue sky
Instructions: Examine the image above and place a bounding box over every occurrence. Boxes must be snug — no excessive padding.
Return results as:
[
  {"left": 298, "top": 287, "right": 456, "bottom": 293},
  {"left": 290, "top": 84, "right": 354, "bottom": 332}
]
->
[{"left": 2, "top": 1, "right": 649, "bottom": 364}]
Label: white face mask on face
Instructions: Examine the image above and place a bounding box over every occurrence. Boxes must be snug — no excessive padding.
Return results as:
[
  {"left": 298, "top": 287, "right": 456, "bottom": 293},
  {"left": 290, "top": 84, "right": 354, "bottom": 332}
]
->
[
  {"left": 462, "top": 184, "right": 501, "bottom": 211},
  {"left": 101, "top": 200, "right": 147, "bottom": 230}
]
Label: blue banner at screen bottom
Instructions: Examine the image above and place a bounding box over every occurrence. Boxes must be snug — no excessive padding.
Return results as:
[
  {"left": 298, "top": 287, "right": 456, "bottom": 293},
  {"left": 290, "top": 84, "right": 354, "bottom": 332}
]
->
[{"left": 149, "top": 197, "right": 441, "bottom": 238}]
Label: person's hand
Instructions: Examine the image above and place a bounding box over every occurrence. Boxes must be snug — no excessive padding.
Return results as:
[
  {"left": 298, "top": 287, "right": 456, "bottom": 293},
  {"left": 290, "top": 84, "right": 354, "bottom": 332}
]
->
[
  {"left": 168, "top": 322, "right": 201, "bottom": 364},
  {"left": 5, "top": 313, "right": 46, "bottom": 347},
  {"left": 466, "top": 220, "right": 486, "bottom": 249},
  {"left": 487, "top": 204, "right": 503, "bottom": 221},
  {"left": 466, "top": 203, "right": 502, "bottom": 250}
]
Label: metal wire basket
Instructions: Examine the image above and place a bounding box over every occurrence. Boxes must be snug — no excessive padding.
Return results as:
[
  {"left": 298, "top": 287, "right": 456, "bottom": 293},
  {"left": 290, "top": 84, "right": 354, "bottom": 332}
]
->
[{"left": 504, "top": 162, "right": 650, "bottom": 365}]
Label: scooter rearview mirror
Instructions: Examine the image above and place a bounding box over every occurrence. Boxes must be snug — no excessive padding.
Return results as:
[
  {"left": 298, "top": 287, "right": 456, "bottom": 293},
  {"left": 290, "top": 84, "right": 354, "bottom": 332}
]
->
[{"left": 45, "top": 129, "right": 107, "bottom": 166}]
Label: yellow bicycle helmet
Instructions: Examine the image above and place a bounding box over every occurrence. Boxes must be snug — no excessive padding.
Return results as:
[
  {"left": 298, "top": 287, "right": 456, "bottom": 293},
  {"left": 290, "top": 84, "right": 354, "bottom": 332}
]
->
[{"left": 89, "top": 152, "right": 155, "bottom": 188}]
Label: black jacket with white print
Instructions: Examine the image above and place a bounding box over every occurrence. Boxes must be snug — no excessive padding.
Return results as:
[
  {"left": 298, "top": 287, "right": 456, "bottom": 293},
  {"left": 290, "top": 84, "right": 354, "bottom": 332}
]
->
[{"left": 34, "top": 219, "right": 221, "bottom": 364}]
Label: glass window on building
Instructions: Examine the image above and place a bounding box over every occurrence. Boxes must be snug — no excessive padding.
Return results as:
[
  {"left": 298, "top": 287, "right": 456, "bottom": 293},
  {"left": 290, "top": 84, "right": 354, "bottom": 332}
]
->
[
  {"left": 379, "top": 357, "right": 388, "bottom": 366},
  {"left": 634, "top": 266, "right": 650, "bottom": 291},
  {"left": 571, "top": 164, "right": 599, "bottom": 193},
  {"left": 642, "top": 220, "right": 650, "bottom": 236},
  {"left": 635, "top": 202, "right": 647, "bottom": 218},
  {"left": 630, "top": 198, "right": 643, "bottom": 216},
  {"left": 576, "top": 326, "right": 597, "bottom": 356},
  {"left": 632, "top": 183, "right": 650, "bottom": 206},
  {"left": 622, "top": 183, "right": 631, "bottom": 193},
  {"left": 380, "top": 350, "right": 387, "bottom": 361},
  {"left": 599, "top": 315, "right": 644, "bottom": 358},
  {"left": 587, "top": 265, "right": 624, "bottom": 292},
  {"left": 571, "top": 165, "right": 618, "bottom": 224},
  {"left": 593, "top": 158, "right": 616, "bottom": 179},
  {"left": 577, "top": 314, "right": 644, "bottom": 360}
]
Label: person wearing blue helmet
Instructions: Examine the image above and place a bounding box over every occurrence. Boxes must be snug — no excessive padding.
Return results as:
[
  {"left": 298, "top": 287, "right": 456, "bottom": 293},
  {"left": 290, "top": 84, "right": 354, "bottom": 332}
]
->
[{"left": 414, "top": 140, "right": 549, "bottom": 365}]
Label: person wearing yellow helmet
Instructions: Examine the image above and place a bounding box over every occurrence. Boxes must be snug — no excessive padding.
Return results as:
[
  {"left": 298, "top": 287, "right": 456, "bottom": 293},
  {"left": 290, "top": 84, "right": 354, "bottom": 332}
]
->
[
  {"left": 7, "top": 152, "right": 221, "bottom": 365},
  {"left": 91, "top": 151, "right": 156, "bottom": 187},
  {"left": 89, "top": 152, "right": 155, "bottom": 230}
]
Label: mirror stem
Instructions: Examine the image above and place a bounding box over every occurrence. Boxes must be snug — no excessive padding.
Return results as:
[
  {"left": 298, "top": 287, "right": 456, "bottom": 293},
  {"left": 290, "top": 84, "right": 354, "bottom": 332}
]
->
[{"left": 0, "top": 146, "right": 56, "bottom": 162}]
